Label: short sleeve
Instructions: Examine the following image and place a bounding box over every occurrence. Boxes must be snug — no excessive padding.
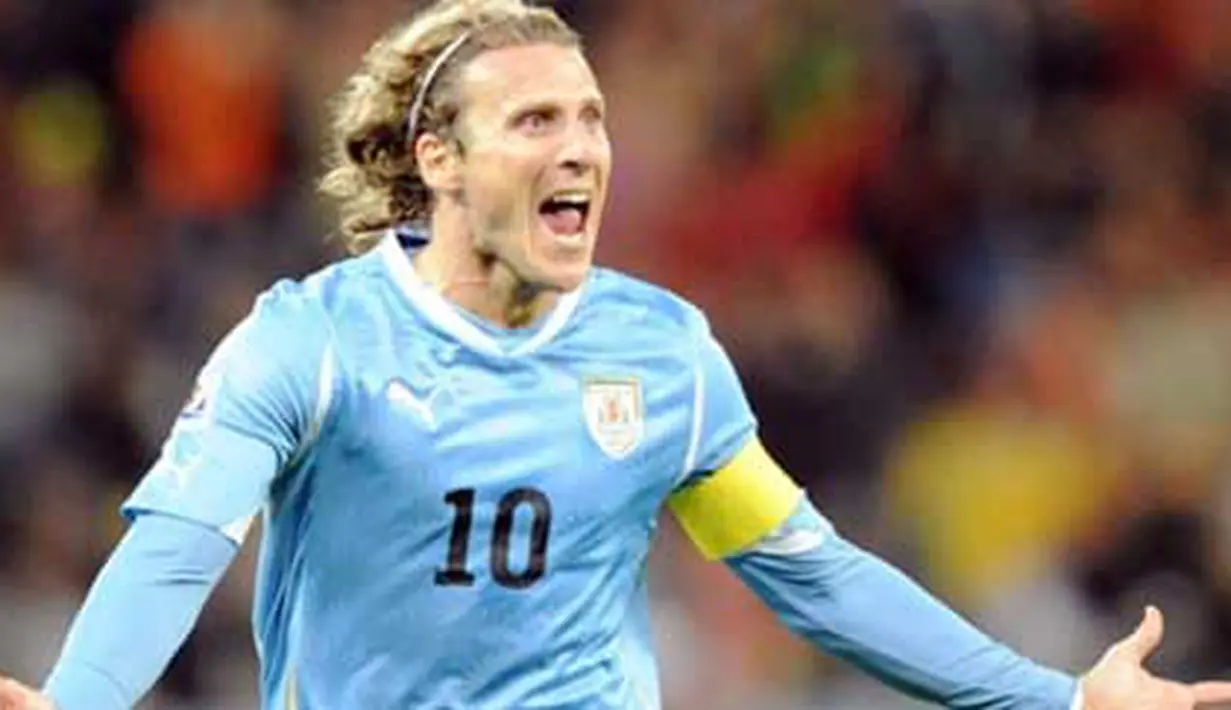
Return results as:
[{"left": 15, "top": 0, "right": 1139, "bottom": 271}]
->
[
  {"left": 679, "top": 310, "right": 757, "bottom": 487},
  {"left": 122, "top": 281, "right": 333, "bottom": 543}
]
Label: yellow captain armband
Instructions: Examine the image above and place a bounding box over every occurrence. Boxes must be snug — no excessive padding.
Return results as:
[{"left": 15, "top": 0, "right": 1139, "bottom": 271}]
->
[{"left": 668, "top": 438, "right": 804, "bottom": 560}]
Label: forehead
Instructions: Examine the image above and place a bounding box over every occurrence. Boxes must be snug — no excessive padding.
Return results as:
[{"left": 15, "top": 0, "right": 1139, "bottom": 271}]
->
[{"left": 456, "top": 43, "right": 601, "bottom": 115}]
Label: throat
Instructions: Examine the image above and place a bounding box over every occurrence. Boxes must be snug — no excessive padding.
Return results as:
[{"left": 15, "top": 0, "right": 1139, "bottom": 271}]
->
[
  {"left": 416, "top": 249, "right": 558, "bottom": 330},
  {"left": 450, "top": 285, "right": 556, "bottom": 330},
  {"left": 505, "top": 282, "right": 553, "bottom": 328},
  {"left": 468, "top": 253, "right": 560, "bottom": 329},
  {"left": 414, "top": 205, "right": 567, "bottom": 332}
]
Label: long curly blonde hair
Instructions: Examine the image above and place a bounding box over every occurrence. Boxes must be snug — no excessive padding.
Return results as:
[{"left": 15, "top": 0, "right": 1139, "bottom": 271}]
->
[{"left": 319, "top": 0, "right": 581, "bottom": 255}]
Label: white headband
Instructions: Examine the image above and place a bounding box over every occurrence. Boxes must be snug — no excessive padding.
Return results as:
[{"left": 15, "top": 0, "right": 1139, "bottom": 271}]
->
[{"left": 406, "top": 30, "right": 475, "bottom": 141}]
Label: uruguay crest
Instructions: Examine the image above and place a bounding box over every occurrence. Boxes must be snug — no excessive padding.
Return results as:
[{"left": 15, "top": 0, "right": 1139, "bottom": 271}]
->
[{"left": 583, "top": 377, "right": 644, "bottom": 459}]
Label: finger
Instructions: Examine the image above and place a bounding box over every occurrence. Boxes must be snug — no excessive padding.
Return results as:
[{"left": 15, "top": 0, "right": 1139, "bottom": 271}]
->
[
  {"left": 0, "top": 678, "right": 33, "bottom": 708},
  {"left": 1114, "top": 605, "right": 1165, "bottom": 663},
  {"left": 1192, "top": 680, "right": 1231, "bottom": 705},
  {"left": 0, "top": 677, "right": 23, "bottom": 695},
  {"left": 0, "top": 679, "right": 20, "bottom": 709}
]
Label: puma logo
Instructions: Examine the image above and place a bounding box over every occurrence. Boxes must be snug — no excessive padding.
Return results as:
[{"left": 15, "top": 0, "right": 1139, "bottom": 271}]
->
[{"left": 387, "top": 378, "right": 440, "bottom": 430}]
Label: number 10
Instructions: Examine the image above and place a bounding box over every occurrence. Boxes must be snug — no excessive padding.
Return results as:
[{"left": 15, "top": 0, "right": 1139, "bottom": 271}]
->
[{"left": 435, "top": 487, "right": 553, "bottom": 590}]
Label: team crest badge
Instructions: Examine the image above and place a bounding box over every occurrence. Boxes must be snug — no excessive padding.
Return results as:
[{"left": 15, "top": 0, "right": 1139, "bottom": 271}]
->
[{"left": 582, "top": 377, "right": 644, "bottom": 459}]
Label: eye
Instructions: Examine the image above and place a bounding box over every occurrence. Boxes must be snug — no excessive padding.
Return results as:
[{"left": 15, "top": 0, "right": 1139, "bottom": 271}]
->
[
  {"left": 517, "top": 109, "right": 556, "bottom": 133},
  {"left": 581, "top": 104, "right": 605, "bottom": 127}
]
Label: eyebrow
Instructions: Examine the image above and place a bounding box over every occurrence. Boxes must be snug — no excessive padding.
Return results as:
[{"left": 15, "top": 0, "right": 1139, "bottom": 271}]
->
[{"left": 503, "top": 93, "right": 606, "bottom": 117}]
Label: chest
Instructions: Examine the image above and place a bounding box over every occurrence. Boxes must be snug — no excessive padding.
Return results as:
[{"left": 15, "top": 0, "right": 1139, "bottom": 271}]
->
[{"left": 317, "top": 344, "right": 696, "bottom": 552}]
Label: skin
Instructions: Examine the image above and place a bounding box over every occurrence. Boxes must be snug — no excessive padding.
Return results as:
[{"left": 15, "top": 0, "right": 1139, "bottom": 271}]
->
[{"left": 413, "top": 43, "right": 611, "bottom": 329}]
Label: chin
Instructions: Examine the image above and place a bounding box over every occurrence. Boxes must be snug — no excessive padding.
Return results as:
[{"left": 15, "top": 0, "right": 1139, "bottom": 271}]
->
[
  {"left": 541, "top": 263, "right": 591, "bottom": 293},
  {"left": 523, "top": 245, "right": 593, "bottom": 293},
  {"left": 520, "top": 226, "right": 596, "bottom": 292}
]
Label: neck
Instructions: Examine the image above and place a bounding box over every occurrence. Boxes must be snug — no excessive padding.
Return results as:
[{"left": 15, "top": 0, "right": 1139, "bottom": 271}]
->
[{"left": 412, "top": 209, "right": 559, "bottom": 329}]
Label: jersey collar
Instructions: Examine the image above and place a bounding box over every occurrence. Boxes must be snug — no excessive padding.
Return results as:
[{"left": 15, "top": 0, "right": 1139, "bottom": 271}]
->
[{"left": 378, "top": 229, "right": 585, "bottom": 357}]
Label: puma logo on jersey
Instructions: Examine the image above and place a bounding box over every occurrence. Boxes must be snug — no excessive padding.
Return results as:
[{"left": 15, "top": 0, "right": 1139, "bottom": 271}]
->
[{"left": 387, "top": 378, "right": 439, "bottom": 430}]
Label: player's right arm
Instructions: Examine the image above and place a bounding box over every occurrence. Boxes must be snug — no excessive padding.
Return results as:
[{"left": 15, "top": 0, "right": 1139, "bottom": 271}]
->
[{"left": 0, "top": 281, "right": 333, "bottom": 710}]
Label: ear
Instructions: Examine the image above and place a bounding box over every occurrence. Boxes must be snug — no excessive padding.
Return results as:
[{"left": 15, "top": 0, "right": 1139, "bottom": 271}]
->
[{"left": 415, "top": 132, "right": 462, "bottom": 193}]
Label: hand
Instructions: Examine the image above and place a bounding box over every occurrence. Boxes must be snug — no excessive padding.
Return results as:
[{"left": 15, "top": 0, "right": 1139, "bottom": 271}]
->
[
  {"left": 0, "top": 677, "right": 55, "bottom": 710},
  {"left": 1081, "top": 606, "right": 1231, "bottom": 709}
]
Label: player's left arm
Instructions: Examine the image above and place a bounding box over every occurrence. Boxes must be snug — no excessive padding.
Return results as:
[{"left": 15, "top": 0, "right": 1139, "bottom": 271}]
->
[
  {"left": 666, "top": 311, "right": 1231, "bottom": 710},
  {"left": 669, "top": 435, "right": 1078, "bottom": 709}
]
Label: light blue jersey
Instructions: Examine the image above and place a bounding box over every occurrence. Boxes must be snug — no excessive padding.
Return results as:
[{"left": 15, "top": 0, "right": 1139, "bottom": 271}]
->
[
  {"left": 47, "top": 228, "right": 1078, "bottom": 710},
  {"left": 122, "top": 229, "right": 755, "bottom": 709}
]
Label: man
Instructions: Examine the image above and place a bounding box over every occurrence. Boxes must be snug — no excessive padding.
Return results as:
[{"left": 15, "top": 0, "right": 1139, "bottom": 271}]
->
[{"left": 2, "top": 1, "right": 1229, "bottom": 708}]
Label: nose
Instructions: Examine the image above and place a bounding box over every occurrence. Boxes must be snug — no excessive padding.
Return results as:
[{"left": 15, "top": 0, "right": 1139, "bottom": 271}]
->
[{"left": 557, "top": 120, "right": 605, "bottom": 176}]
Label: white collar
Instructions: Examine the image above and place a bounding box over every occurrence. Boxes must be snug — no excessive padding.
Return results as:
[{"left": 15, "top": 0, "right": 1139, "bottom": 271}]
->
[{"left": 378, "top": 230, "right": 584, "bottom": 357}]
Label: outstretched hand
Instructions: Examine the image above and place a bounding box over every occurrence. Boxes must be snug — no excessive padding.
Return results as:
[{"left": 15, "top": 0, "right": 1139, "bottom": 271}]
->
[
  {"left": 1081, "top": 606, "right": 1231, "bottom": 710},
  {"left": 0, "top": 677, "right": 54, "bottom": 710}
]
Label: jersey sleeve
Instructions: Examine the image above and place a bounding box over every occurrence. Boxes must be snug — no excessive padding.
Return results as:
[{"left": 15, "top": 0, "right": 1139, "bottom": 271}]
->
[
  {"left": 667, "top": 308, "right": 804, "bottom": 559},
  {"left": 669, "top": 437, "right": 805, "bottom": 559},
  {"left": 122, "top": 280, "right": 333, "bottom": 544},
  {"left": 726, "top": 502, "right": 1079, "bottom": 708},
  {"left": 678, "top": 310, "right": 757, "bottom": 485}
]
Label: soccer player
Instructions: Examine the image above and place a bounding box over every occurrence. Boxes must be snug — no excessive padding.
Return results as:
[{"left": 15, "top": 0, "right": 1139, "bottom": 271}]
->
[{"left": 2, "top": 1, "right": 1229, "bottom": 708}]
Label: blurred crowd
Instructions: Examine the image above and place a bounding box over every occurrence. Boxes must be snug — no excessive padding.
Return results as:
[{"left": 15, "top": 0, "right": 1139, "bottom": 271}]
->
[{"left": 0, "top": 0, "right": 1229, "bottom": 708}]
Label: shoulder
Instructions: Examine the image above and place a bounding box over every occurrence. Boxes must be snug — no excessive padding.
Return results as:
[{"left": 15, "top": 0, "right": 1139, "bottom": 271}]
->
[
  {"left": 286, "top": 248, "right": 388, "bottom": 321},
  {"left": 585, "top": 267, "right": 713, "bottom": 339},
  {"left": 186, "top": 249, "right": 394, "bottom": 428},
  {"left": 209, "top": 251, "right": 385, "bottom": 377},
  {"left": 243, "top": 247, "right": 392, "bottom": 340}
]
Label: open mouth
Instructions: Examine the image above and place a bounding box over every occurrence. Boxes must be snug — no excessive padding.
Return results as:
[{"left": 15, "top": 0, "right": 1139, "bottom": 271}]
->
[{"left": 538, "top": 190, "right": 592, "bottom": 243}]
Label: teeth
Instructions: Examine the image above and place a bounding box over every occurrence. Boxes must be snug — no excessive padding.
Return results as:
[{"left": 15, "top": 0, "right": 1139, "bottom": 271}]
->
[{"left": 549, "top": 190, "right": 591, "bottom": 206}]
